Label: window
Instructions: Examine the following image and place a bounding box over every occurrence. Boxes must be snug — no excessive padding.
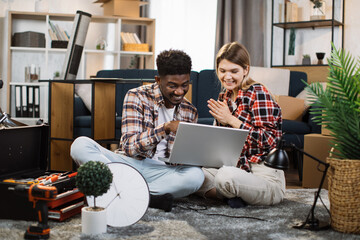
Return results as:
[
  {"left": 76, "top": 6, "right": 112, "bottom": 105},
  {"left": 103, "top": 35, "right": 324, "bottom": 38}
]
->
[{"left": 149, "top": 0, "right": 217, "bottom": 71}]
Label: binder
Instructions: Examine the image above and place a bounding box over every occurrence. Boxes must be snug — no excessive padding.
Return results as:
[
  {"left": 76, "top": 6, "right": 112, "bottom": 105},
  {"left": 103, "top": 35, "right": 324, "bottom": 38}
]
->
[
  {"left": 34, "top": 87, "right": 40, "bottom": 118},
  {"left": 21, "top": 86, "right": 28, "bottom": 117},
  {"left": 15, "top": 86, "right": 22, "bottom": 117},
  {"left": 27, "top": 86, "right": 34, "bottom": 118}
]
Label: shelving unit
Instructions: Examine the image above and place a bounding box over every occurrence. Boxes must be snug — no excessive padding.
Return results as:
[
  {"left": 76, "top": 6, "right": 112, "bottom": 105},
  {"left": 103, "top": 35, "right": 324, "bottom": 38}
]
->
[
  {"left": 270, "top": 0, "right": 344, "bottom": 82},
  {"left": 45, "top": 79, "right": 120, "bottom": 170},
  {"left": 5, "top": 11, "right": 155, "bottom": 122}
]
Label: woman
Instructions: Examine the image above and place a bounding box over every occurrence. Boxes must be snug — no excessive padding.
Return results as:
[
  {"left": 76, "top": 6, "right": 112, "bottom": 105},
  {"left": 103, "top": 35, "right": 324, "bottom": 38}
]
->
[{"left": 197, "top": 42, "right": 286, "bottom": 208}]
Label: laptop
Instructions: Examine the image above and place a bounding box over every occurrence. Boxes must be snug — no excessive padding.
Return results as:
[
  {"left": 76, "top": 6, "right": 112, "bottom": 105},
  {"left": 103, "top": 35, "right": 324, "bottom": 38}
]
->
[{"left": 159, "top": 122, "right": 249, "bottom": 168}]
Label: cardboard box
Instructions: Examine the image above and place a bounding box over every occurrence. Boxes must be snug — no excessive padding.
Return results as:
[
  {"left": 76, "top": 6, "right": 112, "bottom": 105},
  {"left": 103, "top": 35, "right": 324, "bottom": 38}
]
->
[
  {"left": 275, "top": 95, "right": 305, "bottom": 121},
  {"left": 321, "top": 125, "right": 332, "bottom": 136},
  {"left": 123, "top": 43, "right": 149, "bottom": 52},
  {"left": 302, "top": 134, "right": 334, "bottom": 189},
  {"left": 96, "top": 0, "right": 148, "bottom": 18},
  {"left": 321, "top": 112, "right": 332, "bottom": 136}
]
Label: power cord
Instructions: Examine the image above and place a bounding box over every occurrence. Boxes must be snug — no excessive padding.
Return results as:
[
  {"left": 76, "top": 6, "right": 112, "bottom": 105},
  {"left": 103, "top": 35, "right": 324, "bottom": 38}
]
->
[{"left": 174, "top": 204, "right": 269, "bottom": 222}]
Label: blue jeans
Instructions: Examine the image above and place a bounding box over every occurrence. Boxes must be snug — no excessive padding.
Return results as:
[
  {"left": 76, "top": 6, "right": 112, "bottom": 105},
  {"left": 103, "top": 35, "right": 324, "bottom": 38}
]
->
[{"left": 70, "top": 137, "right": 204, "bottom": 198}]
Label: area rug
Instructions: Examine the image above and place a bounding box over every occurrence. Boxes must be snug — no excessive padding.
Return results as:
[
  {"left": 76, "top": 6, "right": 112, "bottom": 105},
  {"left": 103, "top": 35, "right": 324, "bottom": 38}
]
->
[{"left": 0, "top": 189, "right": 359, "bottom": 240}]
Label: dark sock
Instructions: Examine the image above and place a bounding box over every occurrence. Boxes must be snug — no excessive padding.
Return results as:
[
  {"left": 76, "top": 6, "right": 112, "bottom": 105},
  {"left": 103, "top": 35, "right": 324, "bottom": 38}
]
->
[
  {"left": 225, "top": 197, "right": 247, "bottom": 208},
  {"left": 149, "top": 193, "right": 174, "bottom": 212}
]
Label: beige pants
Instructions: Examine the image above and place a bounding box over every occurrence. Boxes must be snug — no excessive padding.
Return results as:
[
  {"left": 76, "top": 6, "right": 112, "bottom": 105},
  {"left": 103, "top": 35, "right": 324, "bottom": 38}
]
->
[{"left": 197, "top": 163, "right": 286, "bottom": 205}]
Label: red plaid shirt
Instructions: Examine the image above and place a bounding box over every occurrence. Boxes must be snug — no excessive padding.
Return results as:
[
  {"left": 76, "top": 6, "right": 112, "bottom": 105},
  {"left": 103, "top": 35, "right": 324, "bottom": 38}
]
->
[
  {"left": 217, "top": 84, "right": 282, "bottom": 172},
  {"left": 120, "top": 83, "right": 198, "bottom": 159}
]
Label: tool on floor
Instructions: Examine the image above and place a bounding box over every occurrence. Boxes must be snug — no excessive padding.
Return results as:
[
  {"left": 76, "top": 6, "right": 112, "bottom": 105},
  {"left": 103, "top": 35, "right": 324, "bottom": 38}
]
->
[{"left": 9, "top": 184, "right": 58, "bottom": 239}]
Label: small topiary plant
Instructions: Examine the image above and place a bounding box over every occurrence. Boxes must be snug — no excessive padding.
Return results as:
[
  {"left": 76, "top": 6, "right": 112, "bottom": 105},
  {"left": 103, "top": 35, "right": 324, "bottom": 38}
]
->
[{"left": 76, "top": 161, "right": 113, "bottom": 209}]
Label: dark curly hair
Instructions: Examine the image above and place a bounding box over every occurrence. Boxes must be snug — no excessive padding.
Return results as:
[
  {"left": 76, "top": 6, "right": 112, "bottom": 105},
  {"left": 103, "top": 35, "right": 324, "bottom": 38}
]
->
[{"left": 156, "top": 49, "right": 192, "bottom": 77}]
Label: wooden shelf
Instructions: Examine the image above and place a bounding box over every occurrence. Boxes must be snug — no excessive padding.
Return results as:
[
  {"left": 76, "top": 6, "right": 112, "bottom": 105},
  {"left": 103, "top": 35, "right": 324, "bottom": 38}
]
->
[
  {"left": 270, "top": 0, "right": 344, "bottom": 68},
  {"left": 6, "top": 10, "right": 156, "bottom": 119},
  {"left": 47, "top": 79, "right": 118, "bottom": 170},
  {"left": 273, "top": 19, "right": 343, "bottom": 29}
]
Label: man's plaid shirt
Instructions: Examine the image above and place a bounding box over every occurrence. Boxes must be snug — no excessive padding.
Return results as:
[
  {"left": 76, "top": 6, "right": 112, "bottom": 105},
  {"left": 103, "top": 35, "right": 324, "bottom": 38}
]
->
[
  {"left": 217, "top": 83, "right": 282, "bottom": 172},
  {"left": 120, "top": 83, "right": 198, "bottom": 159}
]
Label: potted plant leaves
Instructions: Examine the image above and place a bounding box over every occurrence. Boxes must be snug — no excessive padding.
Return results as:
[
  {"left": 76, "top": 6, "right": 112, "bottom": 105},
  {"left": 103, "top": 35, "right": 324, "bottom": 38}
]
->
[
  {"left": 302, "top": 54, "right": 311, "bottom": 65},
  {"left": 76, "top": 161, "right": 113, "bottom": 235},
  {"left": 306, "top": 43, "right": 360, "bottom": 233}
]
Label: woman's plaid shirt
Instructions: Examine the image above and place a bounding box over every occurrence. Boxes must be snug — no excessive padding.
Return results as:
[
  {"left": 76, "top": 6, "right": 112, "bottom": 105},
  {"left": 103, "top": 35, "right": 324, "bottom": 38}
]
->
[
  {"left": 217, "top": 83, "right": 282, "bottom": 172},
  {"left": 120, "top": 83, "right": 198, "bottom": 159}
]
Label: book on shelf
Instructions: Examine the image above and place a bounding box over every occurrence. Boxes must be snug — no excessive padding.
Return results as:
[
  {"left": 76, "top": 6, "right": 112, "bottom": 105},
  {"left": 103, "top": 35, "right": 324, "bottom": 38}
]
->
[
  {"left": 133, "top": 33, "right": 141, "bottom": 44},
  {"left": 48, "top": 20, "right": 70, "bottom": 43},
  {"left": 121, "top": 32, "right": 142, "bottom": 44}
]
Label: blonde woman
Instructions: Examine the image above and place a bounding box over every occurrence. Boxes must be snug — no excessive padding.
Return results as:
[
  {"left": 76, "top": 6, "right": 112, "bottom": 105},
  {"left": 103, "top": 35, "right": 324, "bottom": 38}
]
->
[{"left": 197, "top": 42, "right": 286, "bottom": 207}]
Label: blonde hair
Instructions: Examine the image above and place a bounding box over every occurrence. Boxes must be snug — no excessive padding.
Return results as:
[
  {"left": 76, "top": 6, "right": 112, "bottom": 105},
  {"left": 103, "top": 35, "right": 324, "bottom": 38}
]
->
[{"left": 215, "top": 42, "right": 256, "bottom": 91}]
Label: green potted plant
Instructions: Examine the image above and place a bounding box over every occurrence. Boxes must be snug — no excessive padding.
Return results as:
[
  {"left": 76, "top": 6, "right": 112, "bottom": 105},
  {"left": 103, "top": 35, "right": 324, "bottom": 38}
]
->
[
  {"left": 305, "top": 43, "right": 360, "bottom": 234},
  {"left": 302, "top": 54, "right": 311, "bottom": 65},
  {"left": 310, "top": 0, "right": 325, "bottom": 20},
  {"left": 76, "top": 161, "right": 113, "bottom": 234}
]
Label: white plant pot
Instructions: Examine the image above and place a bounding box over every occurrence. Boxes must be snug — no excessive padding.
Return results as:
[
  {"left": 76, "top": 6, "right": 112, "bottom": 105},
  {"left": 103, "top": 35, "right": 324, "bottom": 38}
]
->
[{"left": 81, "top": 207, "right": 107, "bottom": 235}]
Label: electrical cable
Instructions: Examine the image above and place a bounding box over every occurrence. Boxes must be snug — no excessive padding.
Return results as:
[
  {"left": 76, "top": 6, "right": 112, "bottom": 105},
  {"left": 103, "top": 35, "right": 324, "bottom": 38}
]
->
[{"left": 174, "top": 204, "right": 269, "bottom": 222}]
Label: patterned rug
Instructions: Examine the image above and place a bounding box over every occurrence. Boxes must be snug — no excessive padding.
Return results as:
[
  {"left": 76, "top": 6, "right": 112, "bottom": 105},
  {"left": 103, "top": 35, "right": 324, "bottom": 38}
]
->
[{"left": 0, "top": 189, "right": 359, "bottom": 240}]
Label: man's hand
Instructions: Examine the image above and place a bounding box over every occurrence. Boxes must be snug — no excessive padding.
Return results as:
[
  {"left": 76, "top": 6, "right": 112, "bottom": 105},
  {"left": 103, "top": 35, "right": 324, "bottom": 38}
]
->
[{"left": 164, "top": 120, "right": 180, "bottom": 134}]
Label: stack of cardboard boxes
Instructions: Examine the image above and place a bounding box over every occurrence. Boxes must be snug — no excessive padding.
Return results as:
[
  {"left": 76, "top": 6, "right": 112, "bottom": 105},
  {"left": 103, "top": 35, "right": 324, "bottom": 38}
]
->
[
  {"left": 274, "top": 92, "right": 333, "bottom": 189},
  {"left": 302, "top": 124, "right": 333, "bottom": 189},
  {"left": 94, "top": 0, "right": 148, "bottom": 18}
]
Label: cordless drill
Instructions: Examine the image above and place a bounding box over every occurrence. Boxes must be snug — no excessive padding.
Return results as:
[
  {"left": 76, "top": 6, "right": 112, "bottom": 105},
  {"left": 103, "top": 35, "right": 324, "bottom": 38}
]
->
[{"left": 9, "top": 184, "right": 58, "bottom": 239}]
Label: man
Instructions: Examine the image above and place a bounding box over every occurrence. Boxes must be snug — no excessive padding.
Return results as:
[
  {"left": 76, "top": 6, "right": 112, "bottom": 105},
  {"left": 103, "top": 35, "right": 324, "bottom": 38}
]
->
[{"left": 70, "top": 49, "right": 204, "bottom": 212}]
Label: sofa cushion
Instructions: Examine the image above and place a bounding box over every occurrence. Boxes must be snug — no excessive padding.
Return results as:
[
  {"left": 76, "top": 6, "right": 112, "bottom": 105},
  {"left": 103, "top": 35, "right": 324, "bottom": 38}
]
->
[
  {"left": 249, "top": 67, "right": 290, "bottom": 96},
  {"left": 288, "top": 71, "right": 307, "bottom": 97},
  {"left": 97, "top": 69, "right": 158, "bottom": 79},
  {"left": 75, "top": 83, "right": 92, "bottom": 111},
  {"left": 193, "top": 70, "right": 221, "bottom": 122},
  {"left": 282, "top": 119, "right": 311, "bottom": 135}
]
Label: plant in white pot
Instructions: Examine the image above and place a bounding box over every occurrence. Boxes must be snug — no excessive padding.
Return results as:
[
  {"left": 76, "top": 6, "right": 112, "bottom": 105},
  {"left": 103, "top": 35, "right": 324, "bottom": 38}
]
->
[
  {"left": 306, "top": 43, "right": 360, "bottom": 234},
  {"left": 76, "top": 161, "right": 113, "bottom": 235}
]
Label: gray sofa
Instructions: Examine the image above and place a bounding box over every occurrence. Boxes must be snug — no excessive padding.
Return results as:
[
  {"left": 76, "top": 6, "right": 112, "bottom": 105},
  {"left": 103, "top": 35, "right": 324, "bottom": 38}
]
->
[{"left": 73, "top": 69, "right": 320, "bottom": 150}]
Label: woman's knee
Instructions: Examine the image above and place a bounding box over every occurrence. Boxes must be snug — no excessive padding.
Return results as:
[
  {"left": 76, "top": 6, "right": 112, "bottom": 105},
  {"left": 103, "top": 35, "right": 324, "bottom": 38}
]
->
[{"left": 214, "top": 167, "right": 247, "bottom": 198}]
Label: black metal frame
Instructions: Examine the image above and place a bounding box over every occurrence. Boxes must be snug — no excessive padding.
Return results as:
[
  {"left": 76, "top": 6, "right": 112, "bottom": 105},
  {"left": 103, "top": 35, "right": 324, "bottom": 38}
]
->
[
  {"left": 291, "top": 143, "right": 330, "bottom": 231},
  {"left": 270, "top": 0, "right": 345, "bottom": 67}
]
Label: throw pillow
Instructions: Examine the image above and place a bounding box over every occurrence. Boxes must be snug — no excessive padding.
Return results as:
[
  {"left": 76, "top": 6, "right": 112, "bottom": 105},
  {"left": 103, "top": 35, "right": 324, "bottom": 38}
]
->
[
  {"left": 75, "top": 84, "right": 92, "bottom": 111},
  {"left": 296, "top": 82, "right": 328, "bottom": 107}
]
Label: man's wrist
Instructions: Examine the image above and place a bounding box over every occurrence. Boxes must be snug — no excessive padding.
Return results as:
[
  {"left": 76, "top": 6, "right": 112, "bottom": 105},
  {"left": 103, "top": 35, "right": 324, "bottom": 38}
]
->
[{"left": 164, "top": 122, "right": 170, "bottom": 134}]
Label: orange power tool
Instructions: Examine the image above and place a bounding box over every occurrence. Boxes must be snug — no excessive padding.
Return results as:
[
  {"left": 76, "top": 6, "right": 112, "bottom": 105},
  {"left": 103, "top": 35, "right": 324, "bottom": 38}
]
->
[{"left": 9, "top": 184, "right": 57, "bottom": 239}]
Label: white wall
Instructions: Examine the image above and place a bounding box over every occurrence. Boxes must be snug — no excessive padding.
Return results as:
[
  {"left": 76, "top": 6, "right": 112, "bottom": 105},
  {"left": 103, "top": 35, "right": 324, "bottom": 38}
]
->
[
  {"left": 272, "top": 0, "right": 358, "bottom": 66},
  {"left": 0, "top": 0, "right": 104, "bottom": 110},
  {"left": 344, "top": 0, "right": 360, "bottom": 56},
  {"left": 1, "top": 0, "right": 359, "bottom": 111}
]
